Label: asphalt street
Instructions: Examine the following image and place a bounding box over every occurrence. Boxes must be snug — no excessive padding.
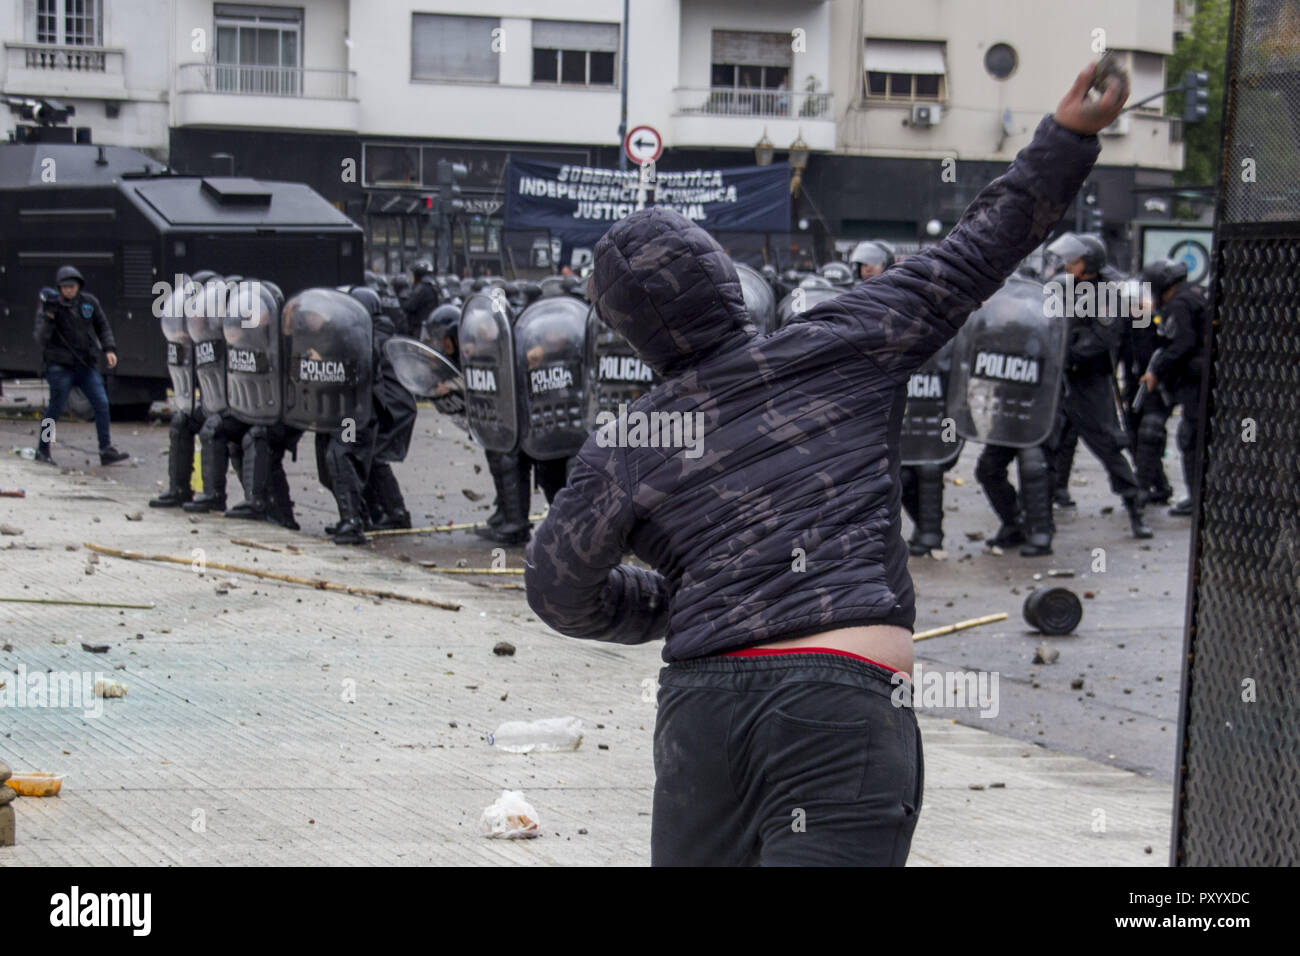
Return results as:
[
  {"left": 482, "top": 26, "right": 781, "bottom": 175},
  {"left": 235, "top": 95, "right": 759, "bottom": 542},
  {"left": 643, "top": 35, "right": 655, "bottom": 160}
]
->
[{"left": 1, "top": 383, "right": 1194, "bottom": 784}]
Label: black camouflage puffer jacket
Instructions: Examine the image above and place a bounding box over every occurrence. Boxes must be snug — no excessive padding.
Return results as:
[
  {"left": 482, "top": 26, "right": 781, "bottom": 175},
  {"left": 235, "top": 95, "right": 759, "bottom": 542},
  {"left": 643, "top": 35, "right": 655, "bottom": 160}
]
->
[{"left": 525, "top": 116, "right": 1100, "bottom": 662}]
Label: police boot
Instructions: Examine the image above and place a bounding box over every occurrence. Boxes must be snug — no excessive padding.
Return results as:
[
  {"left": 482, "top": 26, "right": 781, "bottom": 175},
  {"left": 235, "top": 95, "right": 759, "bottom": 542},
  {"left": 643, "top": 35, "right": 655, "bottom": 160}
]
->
[
  {"left": 1169, "top": 497, "right": 1194, "bottom": 517},
  {"left": 225, "top": 430, "right": 269, "bottom": 521},
  {"left": 1052, "top": 487, "right": 1076, "bottom": 508},
  {"left": 331, "top": 490, "right": 369, "bottom": 546},
  {"left": 475, "top": 455, "right": 530, "bottom": 546},
  {"left": 35, "top": 434, "right": 57, "bottom": 466},
  {"left": 182, "top": 434, "right": 227, "bottom": 513},
  {"left": 910, "top": 467, "right": 945, "bottom": 555},
  {"left": 368, "top": 464, "right": 411, "bottom": 531},
  {"left": 1018, "top": 450, "right": 1054, "bottom": 557},
  {"left": 265, "top": 465, "right": 299, "bottom": 532},
  {"left": 363, "top": 480, "right": 387, "bottom": 528},
  {"left": 485, "top": 454, "right": 508, "bottom": 529},
  {"left": 150, "top": 424, "right": 195, "bottom": 508},
  {"left": 1125, "top": 494, "right": 1154, "bottom": 538}
]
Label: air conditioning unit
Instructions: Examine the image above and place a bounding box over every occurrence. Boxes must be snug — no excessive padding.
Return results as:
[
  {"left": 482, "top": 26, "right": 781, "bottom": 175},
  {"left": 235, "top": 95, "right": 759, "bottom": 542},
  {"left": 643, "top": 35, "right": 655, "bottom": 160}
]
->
[
  {"left": 1100, "top": 113, "right": 1130, "bottom": 136},
  {"left": 910, "top": 103, "right": 942, "bottom": 127}
]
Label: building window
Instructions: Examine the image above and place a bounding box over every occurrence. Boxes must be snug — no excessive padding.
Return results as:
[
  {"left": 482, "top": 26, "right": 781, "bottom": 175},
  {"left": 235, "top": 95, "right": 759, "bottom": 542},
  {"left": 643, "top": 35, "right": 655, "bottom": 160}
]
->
[
  {"left": 709, "top": 30, "right": 793, "bottom": 116},
  {"left": 34, "top": 0, "right": 102, "bottom": 46},
  {"left": 214, "top": 4, "right": 303, "bottom": 95},
  {"left": 864, "top": 39, "right": 946, "bottom": 103},
  {"left": 363, "top": 145, "right": 422, "bottom": 188},
  {"left": 1119, "top": 50, "right": 1167, "bottom": 113},
  {"left": 412, "top": 14, "right": 500, "bottom": 83},
  {"left": 532, "top": 20, "right": 619, "bottom": 87}
]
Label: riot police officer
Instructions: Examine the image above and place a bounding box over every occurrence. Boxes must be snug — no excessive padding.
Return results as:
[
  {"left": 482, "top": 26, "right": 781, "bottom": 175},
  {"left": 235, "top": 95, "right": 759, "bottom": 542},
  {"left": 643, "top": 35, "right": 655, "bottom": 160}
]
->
[
  {"left": 850, "top": 240, "right": 896, "bottom": 282},
  {"left": 401, "top": 260, "right": 441, "bottom": 337},
  {"left": 348, "top": 286, "right": 417, "bottom": 531},
  {"left": 1121, "top": 277, "right": 1173, "bottom": 504},
  {"left": 151, "top": 276, "right": 203, "bottom": 507},
  {"left": 1043, "top": 234, "right": 1152, "bottom": 539},
  {"left": 32, "top": 265, "right": 129, "bottom": 466},
  {"left": 1137, "top": 259, "right": 1208, "bottom": 517}
]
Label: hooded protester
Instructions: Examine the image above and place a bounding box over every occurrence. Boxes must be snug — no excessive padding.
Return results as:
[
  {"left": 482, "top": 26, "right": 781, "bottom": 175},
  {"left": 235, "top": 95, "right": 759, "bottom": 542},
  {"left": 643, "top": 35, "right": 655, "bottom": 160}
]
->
[{"left": 524, "top": 63, "right": 1127, "bottom": 866}]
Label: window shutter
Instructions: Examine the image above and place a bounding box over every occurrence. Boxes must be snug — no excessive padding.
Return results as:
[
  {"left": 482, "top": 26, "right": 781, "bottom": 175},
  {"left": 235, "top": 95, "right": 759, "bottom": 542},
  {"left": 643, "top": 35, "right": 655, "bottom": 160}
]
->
[
  {"left": 532, "top": 20, "right": 619, "bottom": 53},
  {"left": 412, "top": 14, "right": 500, "bottom": 82},
  {"left": 711, "top": 30, "right": 792, "bottom": 68}
]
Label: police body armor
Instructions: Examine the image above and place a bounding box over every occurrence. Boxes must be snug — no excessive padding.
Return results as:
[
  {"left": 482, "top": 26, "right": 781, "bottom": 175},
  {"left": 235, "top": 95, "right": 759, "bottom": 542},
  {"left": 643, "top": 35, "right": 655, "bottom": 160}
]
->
[
  {"left": 515, "top": 295, "right": 588, "bottom": 460},
  {"left": 776, "top": 287, "right": 844, "bottom": 330},
  {"left": 901, "top": 339, "right": 963, "bottom": 466},
  {"left": 223, "top": 281, "right": 283, "bottom": 426},
  {"left": 186, "top": 279, "right": 230, "bottom": 416},
  {"left": 947, "top": 274, "right": 1068, "bottom": 448},
  {"left": 459, "top": 291, "right": 520, "bottom": 453},
  {"left": 736, "top": 262, "right": 777, "bottom": 334},
  {"left": 584, "top": 305, "right": 660, "bottom": 431},
  {"left": 161, "top": 279, "right": 196, "bottom": 417},
  {"left": 282, "top": 289, "right": 375, "bottom": 433}
]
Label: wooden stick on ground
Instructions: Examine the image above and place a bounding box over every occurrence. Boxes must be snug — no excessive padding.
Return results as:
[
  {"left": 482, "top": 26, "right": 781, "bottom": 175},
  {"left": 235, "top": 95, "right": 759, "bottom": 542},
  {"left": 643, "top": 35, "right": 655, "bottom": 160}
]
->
[
  {"left": 229, "top": 537, "right": 302, "bottom": 554},
  {"left": 425, "top": 567, "right": 524, "bottom": 575},
  {"left": 0, "top": 596, "right": 155, "bottom": 610},
  {"left": 83, "top": 543, "right": 460, "bottom": 612},
  {"left": 913, "top": 612, "right": 1008, "bottom": 642}
]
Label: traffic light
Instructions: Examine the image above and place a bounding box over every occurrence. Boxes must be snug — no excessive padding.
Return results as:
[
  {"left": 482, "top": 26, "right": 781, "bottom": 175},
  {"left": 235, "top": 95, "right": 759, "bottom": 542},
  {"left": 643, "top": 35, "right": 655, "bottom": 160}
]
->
[
  {"left": 1086, "top": 205, "right": 1105, "bottom": 234},
  {"left": 1183, "top": 69, "right": 1210, "bottom": 125},
  {"left": 436, "top": 159, "right": 467, "bottom": 225}
]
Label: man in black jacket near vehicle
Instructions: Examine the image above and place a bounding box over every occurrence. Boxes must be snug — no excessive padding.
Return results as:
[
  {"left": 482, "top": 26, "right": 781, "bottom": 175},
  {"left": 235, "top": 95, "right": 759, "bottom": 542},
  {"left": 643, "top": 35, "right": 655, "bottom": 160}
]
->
[
  {"left": 524, "top": 64, "right": 1128, "bottom": 866},
  {"left": 32, "top": 265, "right": 129, "bottom": 466}
]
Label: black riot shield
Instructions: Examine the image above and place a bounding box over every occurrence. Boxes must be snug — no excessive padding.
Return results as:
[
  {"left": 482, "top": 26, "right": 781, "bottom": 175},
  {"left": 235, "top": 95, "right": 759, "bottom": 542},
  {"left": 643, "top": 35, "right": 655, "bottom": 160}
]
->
[
  {"left": 282, "top": 289, "right": 375, "bottom": 433},
  {"left": 459, "top": 291, "right": 519, "bottom": 453},
  {"left": 776, "top": 286, "right": 844, "bottom": 329},
  {"left": 584, "top": 305, "right": 660, "bottom": 431},
  {"left": 223, "top": 281, "right": 283, "bottom": 426},
  {"left": 515, "top": 296, "right": 588, "bottom": 460},
  {"left": 736, "top": 262, "right": 777, "bottom": 334},
  {"left": 946, "top": 274, "right": 1067, "bottom": 448},
  {"left": 901, "top": 339, "right": 964, "bottom": 466},
  {"left": 160, "top": 278, "right": 196, "bottom": 417},
  {"left": 185, "top": 279, "right": 230, "bottom": 416},
  {"left": 383, "top": 336, "right": 462, "bottom": 397},
  {"left": 384, "top": 335, "right": 470, "bottom": 435}
]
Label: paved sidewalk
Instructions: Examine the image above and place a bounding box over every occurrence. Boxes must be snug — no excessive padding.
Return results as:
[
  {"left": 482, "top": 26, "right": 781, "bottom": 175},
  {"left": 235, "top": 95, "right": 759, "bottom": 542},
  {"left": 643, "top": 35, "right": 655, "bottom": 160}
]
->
[{"left": 0, "top": 446, "right": 1171, "bottom": 866}]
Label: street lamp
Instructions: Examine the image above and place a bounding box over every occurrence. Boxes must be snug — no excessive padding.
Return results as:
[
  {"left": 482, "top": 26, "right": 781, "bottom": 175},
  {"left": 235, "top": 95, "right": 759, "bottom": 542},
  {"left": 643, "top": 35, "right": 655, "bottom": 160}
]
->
[
  {"left": 754, "top": 129, "right": 775, "bottom": 167},
  {"left": 788, "top": 129, "right": 809, "bottom": 196}
]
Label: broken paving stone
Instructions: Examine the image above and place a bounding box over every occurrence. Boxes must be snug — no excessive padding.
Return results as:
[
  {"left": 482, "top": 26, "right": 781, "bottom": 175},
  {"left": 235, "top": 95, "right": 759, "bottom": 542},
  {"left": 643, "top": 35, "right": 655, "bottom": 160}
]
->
[
  {"left": 989, "top": 782, "right": 1006, "bottom": 789},
  {"left": 597, "top": 744, "right": 609, "bottom": 750},
  {"left": 65, "top": 544, "right": 77, "bottom": 551},
  {"left": 0, "top": 524, "right": 22, "bottom": 536},
  {"left": 1033, "top": 645, "right": 1060, "bottom": 665},
  {"left": 1070, "top": 678, "right": 1085, "bottom": 690},
  {"left": 462, "top": 488, "right": 485, "bottom": 502},
  {"left": 964, "top": 530, "right": 985, "bottom": 542},
  {"left": 1083, "top": 591, "right": 1096, "bottom": 599},
  {"left": 493, "top": 641, "right": 516, "bottom": 656},
  {"left": 456, "top": 558, "right": 468, "bottom": 568},
  {"left": 124, "top": 512, "right": 143, "bottom": 521},
  {"left": 80, "top": 642, "right": 110, "bottom": 654},
  {"left": 578, "top": 828, "right": 588, "bottom": 835},
  {"left": 968, "top": 784, "right": 986, "bottom": 791},
  {"left": 94, "top": 678, "right": 127, "bottom": 698},
  {"left": 1047, "top": 569, "right": 1076, "bottom": 578}
]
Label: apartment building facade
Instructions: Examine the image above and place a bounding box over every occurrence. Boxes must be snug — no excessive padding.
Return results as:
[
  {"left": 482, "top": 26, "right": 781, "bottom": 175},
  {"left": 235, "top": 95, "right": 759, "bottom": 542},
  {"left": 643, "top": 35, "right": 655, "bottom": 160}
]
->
[{"left": 1, "top": 0, "right": 1189, "bottom": 273}]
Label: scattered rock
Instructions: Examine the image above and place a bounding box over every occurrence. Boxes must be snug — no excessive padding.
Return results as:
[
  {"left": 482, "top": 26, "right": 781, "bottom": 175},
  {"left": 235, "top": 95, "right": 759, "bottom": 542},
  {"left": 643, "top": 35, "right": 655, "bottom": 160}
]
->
[
  {"left": 0, "top": 524, "right": 22, "bottom": 536},
  {"left": 964, "top": 530, "right": 985, "bottom": 542},
  {"left": 1070, "top": 678, "right": 1085, "bottom": 690},
  {"left": 1047, "top": 569, "right": 1076, "bottom": 578},
  {"left": 969, "top": 783, "right": 986, "bottom": 790},
  {"left": 94, "top": 678, "right": 127, "bottom": 698},
  {"left": 597, "top": 743, "right": 609, "bottom": 750},
  {"left": 80, "top": 642, "right": 110, "bottom": 654},
  {"left": 462, "top": 488, "right": 485, "bottom": 502},
  {"left": 1033, "top": 644, "right": 1060, "bottom": 665},
  {"left": 124, "top": 512, "right": 143, "bottom": 521},
  {"left": 65, "top": 544, "right": 78, "bottom": 551},
  {"left": 492, "top": 641, "right": 516, "bottom": 656},
  {"left": 989, "top": 782, "right": 1006, "bottom": 789}
]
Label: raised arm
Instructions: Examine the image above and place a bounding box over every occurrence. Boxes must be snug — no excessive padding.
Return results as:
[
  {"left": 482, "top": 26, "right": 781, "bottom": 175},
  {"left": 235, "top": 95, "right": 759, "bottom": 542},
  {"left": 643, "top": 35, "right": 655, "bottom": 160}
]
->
[
  {"left": 807, "top": 63, "right": 1126, "bottom": 380},
  {"left": 524, "top": 446, "right": 671, "bottom": 644}
]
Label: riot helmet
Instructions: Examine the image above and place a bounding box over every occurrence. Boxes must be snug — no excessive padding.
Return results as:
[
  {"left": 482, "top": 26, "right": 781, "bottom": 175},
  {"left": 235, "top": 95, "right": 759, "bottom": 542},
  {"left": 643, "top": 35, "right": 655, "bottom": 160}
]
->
[
  {"left": 1140, "top": 258, "right": 1189, "bottom": 301},
  {"left": 347, "top": 286, "right": 384, "bottom": 317},
  {"left": 55, "top": 264, "right": 84, "bottom": 288},
  {"left": 850, "top": 240, "right": 896, "bottom": 279}
]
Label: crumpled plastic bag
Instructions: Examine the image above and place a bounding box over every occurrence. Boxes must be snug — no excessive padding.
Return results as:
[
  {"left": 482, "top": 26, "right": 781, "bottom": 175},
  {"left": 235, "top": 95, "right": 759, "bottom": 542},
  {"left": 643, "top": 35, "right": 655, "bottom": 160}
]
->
[{"left": 479, "top": 789, "right": 540, "bottom": 839}]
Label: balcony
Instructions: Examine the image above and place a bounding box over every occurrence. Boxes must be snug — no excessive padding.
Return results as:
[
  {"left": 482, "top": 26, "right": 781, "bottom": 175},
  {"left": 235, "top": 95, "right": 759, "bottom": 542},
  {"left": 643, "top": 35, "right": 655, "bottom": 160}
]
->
[
  {"left": 2, "top": 41, "right": 127, "bottom": 99},
  {"left": 672, "top": 87, "right": 836, "bottom": 152},
  {"left": 175, "top": 63, "right": 359, "bottom": 132}
]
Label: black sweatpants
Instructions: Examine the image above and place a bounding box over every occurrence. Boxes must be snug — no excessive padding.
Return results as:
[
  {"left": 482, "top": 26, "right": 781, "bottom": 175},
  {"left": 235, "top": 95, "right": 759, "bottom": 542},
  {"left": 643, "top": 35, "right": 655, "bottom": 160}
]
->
[{"left": 651, "top": 652, "right": 922, "bottom": 867}]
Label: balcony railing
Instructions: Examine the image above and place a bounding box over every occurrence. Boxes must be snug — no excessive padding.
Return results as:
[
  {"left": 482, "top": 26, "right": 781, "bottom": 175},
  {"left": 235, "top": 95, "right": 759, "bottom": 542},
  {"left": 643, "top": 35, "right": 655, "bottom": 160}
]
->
[
  {"left": 7, "top": 41, "right": 122, "bottom": 73},
  {"left": 177, "top": 62, "right": 355, "bottom": 99},
  {"left": 675, "top": 87, "right": 833, "bottom": 119}
]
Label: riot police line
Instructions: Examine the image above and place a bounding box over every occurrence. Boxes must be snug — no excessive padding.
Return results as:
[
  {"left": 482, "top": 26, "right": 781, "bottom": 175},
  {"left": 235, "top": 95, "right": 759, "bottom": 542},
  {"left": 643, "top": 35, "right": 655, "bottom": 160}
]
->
[{"left": 147, "top": 235, "right": 1205, "bottom": 555}]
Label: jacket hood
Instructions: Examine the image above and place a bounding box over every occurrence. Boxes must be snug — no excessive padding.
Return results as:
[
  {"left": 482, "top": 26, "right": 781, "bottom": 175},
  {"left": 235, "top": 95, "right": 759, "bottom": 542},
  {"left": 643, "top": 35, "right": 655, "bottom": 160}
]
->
[{"left": 591, "top": 207, "right": 754, "bottom": 377}]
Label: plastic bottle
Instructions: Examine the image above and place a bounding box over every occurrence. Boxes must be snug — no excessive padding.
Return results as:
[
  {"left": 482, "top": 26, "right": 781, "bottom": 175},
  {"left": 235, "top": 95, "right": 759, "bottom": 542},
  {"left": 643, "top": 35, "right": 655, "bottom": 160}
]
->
[{"left": 488, "top": 716, "right": 584, "bottom": 753}]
